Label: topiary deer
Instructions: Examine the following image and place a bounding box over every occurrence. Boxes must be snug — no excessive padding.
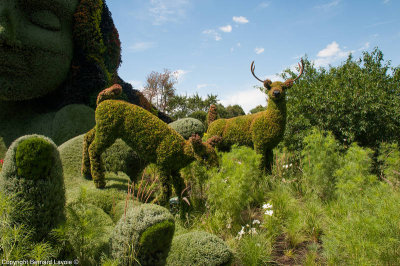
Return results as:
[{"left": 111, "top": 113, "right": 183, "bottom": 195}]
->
[
  {"left": 206, "top": 60, "right": 304, "bottom": 173},
  {"left": 82, "top": 84, "right": 218, "bottom": 213}
]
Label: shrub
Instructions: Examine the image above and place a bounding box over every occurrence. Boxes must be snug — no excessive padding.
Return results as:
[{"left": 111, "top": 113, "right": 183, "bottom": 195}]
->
[
  {"left": 283, "top": 48, "right": 400, "bottom": 152},
  {"left": 301, "top": 128, "right": 342, "bottom": 201},
  {"left": 54, "top": 199, "right": 114, "bottom": 265},
  {"left": 0, "top": 135, "right": 65, "bottom": 241},
  {"left": 102, "top": 139, "right": 146, "bottom": 181},
  {"left": 236, "top": 232, "right": 272, "bottom": 266},
  {"left": 378, "top": 142, "right": 400, "bottom": 186},
  {"left": 166, "top": 231, "right": 233, "bottom": 266},
  {"left": 188, "top": 110, "right": 207, "bottom": 125},
  {"left": 206, "top": 146, "right": 265, "bottom": 231},
  {"left": 110, "top": 204, "right": 175, "bottom": 266},
  {"left": 169, "top": 118, "right": 206, "bottom": 139}
]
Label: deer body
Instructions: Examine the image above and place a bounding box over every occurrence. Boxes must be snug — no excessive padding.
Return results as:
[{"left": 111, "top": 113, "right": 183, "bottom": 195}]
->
[
  {"left": 82, "top": 85, "right": 218, "bottom": 209},
  {"left": 206, "top": 61, "right": 303, "bottom": 172}
]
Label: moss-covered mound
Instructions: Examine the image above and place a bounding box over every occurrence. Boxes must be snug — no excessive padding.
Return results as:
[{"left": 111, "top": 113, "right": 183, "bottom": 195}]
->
[
  {"left": 166, "top": 231, "right": 233, "bottom": 266},
  {"left": 0, "top": 135, "right": 65, "bottom": 241},
  {"left": 110, "top": 204, "right": 175, "bottom": 266},
  {"left": 169, "top": 118, "right": 206, "bottom": 139}
]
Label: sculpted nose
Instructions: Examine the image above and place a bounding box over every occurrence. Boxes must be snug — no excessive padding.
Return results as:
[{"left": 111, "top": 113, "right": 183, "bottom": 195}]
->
[
  {"left": 273, "top": 90, "right": 281, "bottom": 97},
  {"left": 0, "top": 4, "right": 18, "bottom": 45}
]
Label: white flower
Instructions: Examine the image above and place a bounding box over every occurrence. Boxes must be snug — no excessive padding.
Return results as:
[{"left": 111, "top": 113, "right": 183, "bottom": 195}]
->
[
  {"left": 237, "top": 226, "right": 245, "bottom": 240},
  {"left": 252, "top": 219, "right": 260, "bottom": 225},
  {"left": 265, "top": 210, "right": 273, "bottom": 216},
  {"left": 226, "top": 223, "right": 231, "bottom": 229},
  {"left": 250, "top": 227, "right": 257, "bottom": 235},
  {"left": 246, "top": 224, "right": 250, "bottom": 227},
  {"left": 262, "top": 203, "right": 272, "bottom": 209}
]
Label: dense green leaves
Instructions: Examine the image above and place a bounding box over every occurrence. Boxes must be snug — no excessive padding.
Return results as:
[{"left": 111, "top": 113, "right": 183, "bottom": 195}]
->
[{"left": 283, "top": 48, "right": 400, "bottom": 151}]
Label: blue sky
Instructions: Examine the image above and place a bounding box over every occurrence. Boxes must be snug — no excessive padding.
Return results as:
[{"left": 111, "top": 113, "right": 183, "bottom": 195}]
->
[{"left": 107, "top": 0, "right": 400, "bottom": 113}]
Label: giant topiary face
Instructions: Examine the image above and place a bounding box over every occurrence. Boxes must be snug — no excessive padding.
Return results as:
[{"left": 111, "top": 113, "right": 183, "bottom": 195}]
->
[
  {"left": 0, "top": 0, "right": 79, "bottom": 100},
  {"left": 0, "top": 0, "right": 121, "bottom": 109}
]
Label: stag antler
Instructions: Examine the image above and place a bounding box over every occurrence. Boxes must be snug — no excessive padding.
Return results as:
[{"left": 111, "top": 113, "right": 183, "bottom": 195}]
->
[
  {"left": 251, "top": 61, "right": 265, "bottom": 83},
  {"left": 292, "top": 59, "right": 304, "bottom": 82}
]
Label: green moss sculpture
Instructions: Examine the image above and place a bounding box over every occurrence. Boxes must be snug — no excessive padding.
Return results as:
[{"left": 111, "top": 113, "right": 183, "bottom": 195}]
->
[
  {"left": 166, "top": 231, "right": 233, "bottom": 266},
  {"left": 206, "top": 61, "right": 304, "bottom": 173},
  {"left": 0, "top": 0, "right": 171, "bottom": 153},
  {"left": 82, "top": 85, "right": 218, "bottom": 213},
  {"left": 169, "top": 118, "right": 206, "bottom": 139},
  {"left": 110, "top": 204, "right": 175, "bottom": 266},
  {"left": 0, "top": 135, "right": 65, "bottom": 241}
]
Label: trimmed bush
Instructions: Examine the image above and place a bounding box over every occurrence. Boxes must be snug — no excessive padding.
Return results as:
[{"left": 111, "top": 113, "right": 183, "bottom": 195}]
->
[
  {"left": 169, "top": 118, "right": 206, "bottom": 139},
  {"left": 188, "top": 110, "right": 207, "bottom": 125},
  {"left": 55, "top": 201, "right": 115, "bottom": 265},
  {"left": 0, "top": 135, "right": 65, "bottom": 241},
  {"left": 166, "top": 231, "right": 233, "bottom": 266},
  {"left": 110, "top": 204, "right": 175, "bottom": 266}
]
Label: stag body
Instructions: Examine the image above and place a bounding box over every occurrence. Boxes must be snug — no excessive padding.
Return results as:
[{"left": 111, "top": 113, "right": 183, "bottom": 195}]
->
[{"left": 206, "top": 60, "right": 303, "bottom": 172}]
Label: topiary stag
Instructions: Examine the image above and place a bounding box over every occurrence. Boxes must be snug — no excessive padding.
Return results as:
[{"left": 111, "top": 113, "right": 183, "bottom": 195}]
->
[{"left": 206, "top": 60, "right": 304, "bottom": 173}]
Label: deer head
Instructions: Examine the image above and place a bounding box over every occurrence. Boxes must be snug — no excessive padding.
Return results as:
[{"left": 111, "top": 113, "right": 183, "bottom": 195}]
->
[{"left": 251, "top": 60, "right": 304, "bottom": 100}]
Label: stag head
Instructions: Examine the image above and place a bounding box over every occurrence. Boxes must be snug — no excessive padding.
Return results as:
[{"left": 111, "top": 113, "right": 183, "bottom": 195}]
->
[{"left": 251, "top": 60, "right": 304, "bottom": 100}]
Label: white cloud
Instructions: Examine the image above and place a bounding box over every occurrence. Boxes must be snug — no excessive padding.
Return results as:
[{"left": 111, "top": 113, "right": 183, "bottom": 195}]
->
[
  {"left": 237, "top": 42, "right": 241, "bottom": 47},
  {"left": 197, "top": 84, "right": 216, "bottom": 89},
  {"left": 129, "top": 42, "right": 156, "bottom": 52},
  {"left": 258, "top": 2, "right": 270, "bottom": 9},
  {"left": 219, "top": 24, "right": 232, "bottom": 32},
  {"left": 358, "top": 42, "right": 370, "bottom": 51},
  {"left": 220, "top": 88, "right": 267, "bottom": 113},
  {"left": 317, "top": 41, "right": 343, "bottom": 57},
  {"left": 315, "top": 0, "right": 340, "bottom": 10},
  {"left": 233, "top": 16, "right": 249, "bottom": 24},
  {"left": 127, "top": 80, "right": 143, "bottom": 89},
  {"left": 148, "top": 0, "right": 189, "bottom": 25},
  {"left": 255, "top": 47, "right": 265, "bottom": 54},
  {"left": 173, "top": 69, "right": 189, "bottom": 82},
  {"left": 383, "top": 0, "right": 390, "bottom": 4},
  {"left": 202, "top": 29, "right": 222, "bottom": 41},
  {"left": 314, "top": 41, "right": 350, "bottom": 67}
]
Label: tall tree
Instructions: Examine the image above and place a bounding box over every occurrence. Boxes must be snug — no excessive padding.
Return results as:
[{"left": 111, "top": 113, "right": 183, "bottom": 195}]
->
[{"left": 142, "top": 69, "right": 177, "bottom": 113}]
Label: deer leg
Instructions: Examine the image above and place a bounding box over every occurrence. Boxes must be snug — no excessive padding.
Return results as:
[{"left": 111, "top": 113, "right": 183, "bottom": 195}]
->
[
  {"left": 81, "top": 128, "right": 96, "bottom": 179},
  {"left": 88, "top": 133, "right": 115, "bottom": 188},
  {"left": 153, "top": 170, "right": 171, "bottom": 207},
  {"left": 260, "top": 149, "right": 274, "bottom": 174},
  {"left": 171, "top": 170, "right": 190, "bottom": 218}
]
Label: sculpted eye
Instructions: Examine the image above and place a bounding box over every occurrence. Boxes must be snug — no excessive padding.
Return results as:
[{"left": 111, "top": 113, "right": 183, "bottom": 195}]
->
[{"left": 30, "top": 10, "right": 61, "bottom": 31}]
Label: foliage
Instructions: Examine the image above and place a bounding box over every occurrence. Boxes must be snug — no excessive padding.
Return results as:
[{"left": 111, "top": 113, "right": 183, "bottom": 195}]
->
[
  {"left": 167, "top": 93, "right": 218, "bottom": 121},
  {"left": 235, "top": 232, "right": 273, "bottom": 265},
  {"left": 283, "top": 48, "right": 400, "bottom": 152},
  {"left": 301, "top": 128, "right": 342, "bottom": 201},
  {"left": 110, "top": 204, "right": 175, "bottom": 266},
  {"left": 0, "top": 191, "right": 56, "bottom": 261},
  {"left": 166, "top": 231, "right": 233, "bottom": 266},
  {"left": 205, "top": 146, "right": 265, "bottom": 231},
  {"left": 378, "top": 142, "right": 400, "bottom": 186},
  {"left": 249, "top": 105, "right": 267, "bottom": 114},
  {"left": 169, "top": 118, "right": 206, "bottom": 139},
  {"left": 53, "top": 191, "right": 114, "bottom": 265},
  {"left": 188, "top": 110, "right": 207, "bottom": 125},
  {"left": 0, "top": 135, "right": 65, "bottom": 242},
  {"left": 225, "top": 104, "right": 245, "bottom": 118}
]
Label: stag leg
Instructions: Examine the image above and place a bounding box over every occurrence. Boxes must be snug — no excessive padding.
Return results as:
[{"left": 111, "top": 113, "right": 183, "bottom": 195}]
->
[
  {"left": 260, "top": 149, "right": 274, "bottom": 174},
  {"left": 82, "top": 128, "right": 96, "bottom": 179},
  {"left": 153, "top": 170, "right": 171, "bottom": 207}
]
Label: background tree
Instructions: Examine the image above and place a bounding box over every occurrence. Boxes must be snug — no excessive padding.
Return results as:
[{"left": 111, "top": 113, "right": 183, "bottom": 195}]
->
[
  {"left": 142, "top": 69, "right": 177, "bottom": 113},
  {"left": 249, "top": 105, "right": 267, "bottom": 114},
  {"left": 282, "top": 47, "right": 400, "bottom": 152}
]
